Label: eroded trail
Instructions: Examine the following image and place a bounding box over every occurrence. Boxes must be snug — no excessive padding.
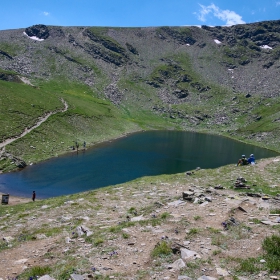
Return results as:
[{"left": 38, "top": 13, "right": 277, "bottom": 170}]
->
[{"left": 0, "top": 98, "right": 68, "bottom": 149}]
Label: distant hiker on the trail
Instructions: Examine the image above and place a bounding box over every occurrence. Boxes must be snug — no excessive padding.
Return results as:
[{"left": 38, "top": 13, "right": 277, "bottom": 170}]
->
[
  {"left": 83, "top": 141, "right": 86, "bottom": 149},
  {"left": 32, "top": 191, "right": 36, "bottom": 202},
  {"left": 248, "top": 154, "right": 255, "bottom": 165},
  {"left": 237, "top": 155, "right": 248, "bottom": 166},
  {"left": 75, "top": 141, "right": 79, "bottom": 151}
]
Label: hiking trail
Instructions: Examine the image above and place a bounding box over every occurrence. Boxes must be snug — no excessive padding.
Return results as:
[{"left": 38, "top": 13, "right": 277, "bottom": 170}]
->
[{"left": 0, "top": 98, "right": 68, "bottom": 149}]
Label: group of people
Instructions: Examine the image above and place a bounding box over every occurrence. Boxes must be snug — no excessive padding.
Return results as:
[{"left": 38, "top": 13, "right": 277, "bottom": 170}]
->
[{"left": 237, "top": 154, "right": 255, "bottom": 166}]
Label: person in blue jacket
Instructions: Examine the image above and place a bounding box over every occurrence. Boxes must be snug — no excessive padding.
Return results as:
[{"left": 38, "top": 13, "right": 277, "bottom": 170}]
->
[{"left": 247, "top": 154, "right": 255, "bottom": 165}]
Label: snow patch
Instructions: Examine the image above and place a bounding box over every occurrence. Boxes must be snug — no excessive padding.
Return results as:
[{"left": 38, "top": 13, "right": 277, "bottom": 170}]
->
[
  {"left": 186, "top": 44, "right": 190, "bottom": 46},
  {"left": 260, "top": 45, "right": 273, "bottom": 50},
  {"left": 214, "top": 39, "right": 222, "bottom": 44},
  {"left": 23, "top": 32, "right": 45, "bottom": 41}
]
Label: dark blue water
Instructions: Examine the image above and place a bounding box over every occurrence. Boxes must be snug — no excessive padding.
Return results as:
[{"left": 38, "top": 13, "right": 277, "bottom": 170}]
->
[{"left": 0, "top": 130, "right": 278, "bottom": 198}]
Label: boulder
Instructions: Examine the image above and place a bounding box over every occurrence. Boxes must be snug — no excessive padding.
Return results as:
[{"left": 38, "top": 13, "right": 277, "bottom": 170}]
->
[
  {"left": 169, "top": 258, "right": 186, "bottom": 270},
  {"left": 181, "top": 248, "right": 201, "bottom": 260},
  {"left": 25, "top": 24, "right": 49, "bottom": 40}
]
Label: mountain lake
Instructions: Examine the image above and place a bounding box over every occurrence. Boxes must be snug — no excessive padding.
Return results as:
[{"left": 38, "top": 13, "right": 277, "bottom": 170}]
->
[{"left": 0, "top": 130, "right": 278, "bottom": 198}]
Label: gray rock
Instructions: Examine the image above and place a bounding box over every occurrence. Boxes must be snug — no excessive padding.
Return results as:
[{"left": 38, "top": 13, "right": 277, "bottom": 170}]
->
[
  {"left": 261, "top": 220, "right": 279, "bottom": 226},
  {"left": 3, "top": 236, "right": 14, "bottom": 242},
  {"left": 76, "top": 226, "right": 84, "bottom": 237},
  {"left": 170, "top": 258, "right": 186, "bottom": 270},
  {"left": 81, "top": 225, "right": 93, "bottom": 236},
  {"left": 197, "top": 276, "right": 217, "bottom": 280},
  {"left": 38, "top": 276, "right": 55, "bottom": 280},
  {"left": 65, "top": 236, "right": 72, "bottom": 243},
  {"left": 182, "top": 191, "right": 194, "bottom": 201},
  {"left": 70, "top": 274, "right": 84, "bottom": 280},
  {"left": 181, "top": 248, "right": 201, "bottom": 260},
  {"left": 178, "top": 276, "right": 193, "bottom": 280},
  {"left": 36, "top": 234, "right": 47, "bottom": 239},
  {"left": 168, "top": 200, "right": 186, "bottom": 207},
  {"left": 131, "top": 215, "right": 145, "bottom": 221},
  {"left": 216, "top": 267, "right": 229, "bottom": 276}
]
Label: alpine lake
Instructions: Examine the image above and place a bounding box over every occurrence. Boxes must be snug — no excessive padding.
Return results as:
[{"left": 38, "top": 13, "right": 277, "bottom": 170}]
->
[{"left": 0, "top": 130, "right": 278, "bottom": 198}]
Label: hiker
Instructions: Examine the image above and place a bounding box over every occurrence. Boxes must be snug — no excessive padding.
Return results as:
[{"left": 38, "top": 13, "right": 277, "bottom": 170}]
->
[
  {"left": 83, "top": 141, "right": 86, "bottom": 149},
  {"left": 248, "top": 154, "right": 255, "bottom": 165},
  {"left": 32, "top": 191, "right": 36, "bottom": 202},
  {"left": 237, "top": 155, "right": 248, "bottom": 166}
]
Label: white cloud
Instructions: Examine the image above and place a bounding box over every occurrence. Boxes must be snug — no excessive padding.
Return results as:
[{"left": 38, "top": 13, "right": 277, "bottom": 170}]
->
[
  {"left": 276, "top": 1, "right": 280, "bottom": 6},
  {"left": 196, "top": 3, "right": 245, "bottom": 25},
  {"left": 43, "top": 11, "right": 50, "bottom": 16}
]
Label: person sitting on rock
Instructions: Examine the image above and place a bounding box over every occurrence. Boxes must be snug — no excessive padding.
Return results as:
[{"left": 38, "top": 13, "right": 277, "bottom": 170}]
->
[
  {"left": 247, "top": 154, "right": 255, "bottom": 165},
  {"left": 237, "top": 155, "right": 248, "bottom": 166}
]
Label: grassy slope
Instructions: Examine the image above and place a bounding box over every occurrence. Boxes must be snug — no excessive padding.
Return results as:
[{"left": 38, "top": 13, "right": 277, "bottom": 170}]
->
[{"left": 0, "top": 78, "right": 174, "bottom": 170}]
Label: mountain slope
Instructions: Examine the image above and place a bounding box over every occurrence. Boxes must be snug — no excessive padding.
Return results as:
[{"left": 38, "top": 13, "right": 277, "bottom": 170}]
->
[{"left": 0, "top": 21, "right": 280, "bottom": 170}]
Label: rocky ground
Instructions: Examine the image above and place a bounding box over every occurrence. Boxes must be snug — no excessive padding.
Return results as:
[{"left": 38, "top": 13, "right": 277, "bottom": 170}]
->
[{"left": 0, "top": 157, "right": 280, "bottom": 280}]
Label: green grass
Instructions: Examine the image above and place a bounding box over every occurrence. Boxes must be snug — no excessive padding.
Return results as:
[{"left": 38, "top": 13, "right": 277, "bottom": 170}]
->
[
  {"left": 17, "top": 265, "right": 52, "bottom": 279},
  {"left": 236, "top": 257, "right": 262, "bottom": 274},
  {"left": 270, "top": 209, "right": 280, "bottom": 214},
  {"left": 151, "top": 240, "right": 172, "bottom": 258},
  {"left": 262, "top": 234, "right": 280, "bottom": 272},
  {"left": 186, "top": 228, "right": 200, "bottom": 238}
]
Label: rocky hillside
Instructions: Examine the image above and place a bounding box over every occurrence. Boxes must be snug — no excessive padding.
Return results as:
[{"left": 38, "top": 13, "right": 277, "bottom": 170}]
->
[
  {"left": 0, "top": 20, "right": 280, "bottom": 169},
  {"left": 1, "top": 156, "right": 280, "bottom": 279}
]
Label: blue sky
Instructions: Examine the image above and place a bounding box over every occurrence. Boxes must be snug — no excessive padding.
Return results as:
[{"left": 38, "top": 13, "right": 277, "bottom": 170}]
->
[{"left": 0, "top": 0, "right": 279, "bottom": 30}]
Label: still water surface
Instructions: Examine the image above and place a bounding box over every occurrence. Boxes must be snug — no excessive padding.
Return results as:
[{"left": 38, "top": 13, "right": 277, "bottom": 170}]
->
[{"left": 0, "top": 130, "right": 278, "bottom": 198}]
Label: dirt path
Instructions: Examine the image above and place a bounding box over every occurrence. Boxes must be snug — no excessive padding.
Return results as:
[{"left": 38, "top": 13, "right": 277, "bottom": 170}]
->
[{"left": 0, "top": 98, "right": 68, "bottom": 149}]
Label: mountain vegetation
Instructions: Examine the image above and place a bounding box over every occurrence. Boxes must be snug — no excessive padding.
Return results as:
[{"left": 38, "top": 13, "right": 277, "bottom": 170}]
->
[{"left": 0, "top": 20, "right": 280, "bottom": 171}]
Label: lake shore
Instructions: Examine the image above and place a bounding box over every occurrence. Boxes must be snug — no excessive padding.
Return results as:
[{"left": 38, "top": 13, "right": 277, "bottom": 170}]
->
[{"left": 0, "top": 191, "right": 32, "bottom": 206}]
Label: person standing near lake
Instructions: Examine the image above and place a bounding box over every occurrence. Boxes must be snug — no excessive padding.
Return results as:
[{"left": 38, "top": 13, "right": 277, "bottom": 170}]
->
[{"left": 32, "top": 191, "right": 36, "bottom": 201}]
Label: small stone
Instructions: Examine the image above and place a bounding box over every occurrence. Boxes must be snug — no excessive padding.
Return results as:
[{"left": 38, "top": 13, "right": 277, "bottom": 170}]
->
[
  {"left": 38, "top": 276, "right": 55, "bottom": 280},
  {"left": 14, "top": 259, "right": 28, "bottom": 264},
  {"left": 65, "top": 237, "right": 72, "bottom": 243},
  {"left": 260, "top": 259, "right": 266, "bottom": 263},
  {"left": 170, "top": 258, "right": 186, "bottom": 270},
  {"left": 216, "top": 267, "right": 229, "bottom": 276},
  {"left": 3, "top": 236, "right": 14, "bottom": 242},
  {"left": 197, "top": 276, "right": 217, "bottom": 280}
]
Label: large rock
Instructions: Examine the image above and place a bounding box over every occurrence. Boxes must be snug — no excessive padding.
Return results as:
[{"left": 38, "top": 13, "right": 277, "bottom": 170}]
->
[
  {"left": 170, "top": 258, "right": 186, "bottom": 270},
  {"left": 25, "top": 24, "right": 49, "bottom": 39},
  {"left": 181, "top": 248, "right": 201, "bottom": 260}
]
